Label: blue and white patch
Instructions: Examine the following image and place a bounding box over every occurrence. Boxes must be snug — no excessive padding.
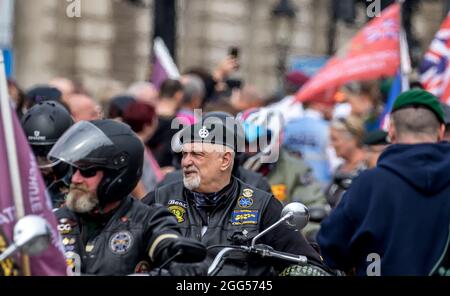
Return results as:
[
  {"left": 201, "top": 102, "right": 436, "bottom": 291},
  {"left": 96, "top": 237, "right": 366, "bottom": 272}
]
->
[
  {"left": 231, "top": 210, "right": 259, "bottom": 225},
  {"left": 64, "top": 245, "right": 76, "bottom": 252},
  {"left": 109, "top": 231, "right": 133, "bottom": 255},
  {"left": 238, "top": 196, "right": 254, "bottom": 208}
]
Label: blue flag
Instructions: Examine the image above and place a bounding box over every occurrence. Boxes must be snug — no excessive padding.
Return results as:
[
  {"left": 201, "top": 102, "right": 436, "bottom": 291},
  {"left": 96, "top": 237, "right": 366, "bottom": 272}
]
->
[{"left": 379, "top": 70, "right": 402, "bottom": 130}]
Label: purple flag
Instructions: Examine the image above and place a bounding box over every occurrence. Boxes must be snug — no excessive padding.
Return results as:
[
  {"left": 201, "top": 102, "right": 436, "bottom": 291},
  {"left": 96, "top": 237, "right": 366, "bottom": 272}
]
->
[
  {"left": 0, "top": 79, "right": 67, "bottom": 275},
  {"left": 151, "top": 37, "right": 180, "bottom": 89}
]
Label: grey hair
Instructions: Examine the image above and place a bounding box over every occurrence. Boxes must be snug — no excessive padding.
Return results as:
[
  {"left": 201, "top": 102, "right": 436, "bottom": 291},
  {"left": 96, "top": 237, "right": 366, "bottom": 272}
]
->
[
  {"left": 391, "top": 107, "right": 441, "bottom": 140},
  {"left": 181, "top": 74, "right": 205, "bottom": 104}
]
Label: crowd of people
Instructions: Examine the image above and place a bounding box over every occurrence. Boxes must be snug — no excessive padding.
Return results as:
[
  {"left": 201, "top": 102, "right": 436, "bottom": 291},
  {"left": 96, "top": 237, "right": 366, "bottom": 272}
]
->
[{"left": 4, "top": 52, "right": 450, "bottom": 276}]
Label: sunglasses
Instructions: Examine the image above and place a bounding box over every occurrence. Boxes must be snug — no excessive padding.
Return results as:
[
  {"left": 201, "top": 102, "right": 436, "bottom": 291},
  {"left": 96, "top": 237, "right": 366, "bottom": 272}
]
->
[{"left": 72, "top": 167, "right": 100, "bottom": 178}]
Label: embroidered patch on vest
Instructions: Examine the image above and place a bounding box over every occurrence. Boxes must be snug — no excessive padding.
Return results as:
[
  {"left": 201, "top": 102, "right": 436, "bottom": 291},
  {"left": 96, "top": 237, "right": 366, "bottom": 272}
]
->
[
  {"left": 57, "top": 218, "right": 77, "bottom": 235},
  {"left": 168, "top": 199, "right": 188, "bottom": 208},
  {"left": 85, "top": 244, "right": 94, "bottom": 253},
  {"left": 168, "top": 205, "right": 186, "bottom": 223},
  {"left": 62, "top": 237, "right": 76, "bottom": 253},
  {"left": 109, "top": 231, "right": 133, "bottom": 255},
  {"left": 238, "top": 196, "right": 254, "bottom": 208},
  {"left": 242, "top": 188, "right": 254, "bottom": 198},
  {"left": 168, "top": 200, "right": 187, "bottom": 223},
  {"left": 62, "top": 237, "right": 76, "bottom": 246},
  {"left": 231, "top": 210, "right": 259, "bottom": 225}
]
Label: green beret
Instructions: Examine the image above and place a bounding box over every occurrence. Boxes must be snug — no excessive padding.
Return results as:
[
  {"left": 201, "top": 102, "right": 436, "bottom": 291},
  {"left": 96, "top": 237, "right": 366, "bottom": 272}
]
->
[
  {"left": 392, "top": 89, "right": 445, "bottom": 123},
  {"left": 363, "top": 129, "right": 389, "bottom": 146}
]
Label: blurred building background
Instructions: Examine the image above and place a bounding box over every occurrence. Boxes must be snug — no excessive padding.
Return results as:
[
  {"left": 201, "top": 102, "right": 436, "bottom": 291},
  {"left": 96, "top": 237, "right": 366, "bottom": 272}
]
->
[{"left": 3, "top": 0, "right": 448, "bottom": 97}]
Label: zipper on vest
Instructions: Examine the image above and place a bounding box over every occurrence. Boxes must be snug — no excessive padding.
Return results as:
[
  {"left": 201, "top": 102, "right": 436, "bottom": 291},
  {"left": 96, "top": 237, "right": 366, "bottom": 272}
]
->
[{"left": 200, "top": 213, "right": 210, "bottom": 237}]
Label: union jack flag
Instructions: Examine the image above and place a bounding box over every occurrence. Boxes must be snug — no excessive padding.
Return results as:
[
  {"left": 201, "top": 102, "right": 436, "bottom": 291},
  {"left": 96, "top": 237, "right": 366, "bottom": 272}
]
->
[
  {"left": 363, "top": 19, "right": 399, "bottom": 42},
  {"left": 420, "top": 13, "right": 450, "bottom": 104}
]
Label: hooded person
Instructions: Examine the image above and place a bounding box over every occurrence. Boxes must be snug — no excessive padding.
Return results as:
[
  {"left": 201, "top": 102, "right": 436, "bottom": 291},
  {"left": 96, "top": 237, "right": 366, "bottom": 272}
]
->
[{"left": 317, "top": 89, "right": 450, "bottom": 275}]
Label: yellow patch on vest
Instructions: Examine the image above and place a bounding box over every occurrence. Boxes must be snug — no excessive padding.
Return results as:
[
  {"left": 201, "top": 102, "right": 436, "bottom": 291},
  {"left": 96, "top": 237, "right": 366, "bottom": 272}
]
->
[{"left": 168, "top": 205, "right": 186, "bottom": 223}]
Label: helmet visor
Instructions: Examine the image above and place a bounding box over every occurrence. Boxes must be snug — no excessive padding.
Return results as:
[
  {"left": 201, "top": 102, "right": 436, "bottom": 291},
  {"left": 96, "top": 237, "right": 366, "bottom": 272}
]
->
[
  {"left": 48, "top": 121, "right": 118, "bottom": 170},
  {"left": 36, "top": 155, "right": 62, "bottom": 169}
]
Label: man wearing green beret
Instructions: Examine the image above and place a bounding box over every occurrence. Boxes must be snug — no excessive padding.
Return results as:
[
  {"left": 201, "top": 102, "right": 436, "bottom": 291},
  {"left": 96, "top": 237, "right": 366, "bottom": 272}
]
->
[
  {"left": 362, "top": 129, "right": 390, "bottom": 168},
  {"left": 317, "top": 89, "right": 450, "bottom": 275}
]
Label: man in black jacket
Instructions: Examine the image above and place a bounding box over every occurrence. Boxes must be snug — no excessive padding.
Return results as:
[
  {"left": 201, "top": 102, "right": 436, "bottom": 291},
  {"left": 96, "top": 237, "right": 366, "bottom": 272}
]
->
[
  {"left": 142, "top": 116, "right": 328, "bottom": 275},
  {"left": 49, "top": 119, "right": 205, "bottom": 275}
]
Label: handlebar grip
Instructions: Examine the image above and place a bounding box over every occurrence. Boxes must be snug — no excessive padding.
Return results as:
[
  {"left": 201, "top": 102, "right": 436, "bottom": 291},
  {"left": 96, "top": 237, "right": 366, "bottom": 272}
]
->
[{"left": 255, "top": 248, "right": 308, "bottom": 265}]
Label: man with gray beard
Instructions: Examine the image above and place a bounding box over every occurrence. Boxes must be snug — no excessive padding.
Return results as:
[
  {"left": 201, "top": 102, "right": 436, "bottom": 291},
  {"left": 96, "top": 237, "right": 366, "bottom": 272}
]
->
[
  {"left": 49, "top": 119, "right": 206, "bottom": 275},
  {"left": 65, "top": 177, "right": 100, "bottom": 213},
  {"left": 143, "top": 116, "right": 329, "bottom": 276}
]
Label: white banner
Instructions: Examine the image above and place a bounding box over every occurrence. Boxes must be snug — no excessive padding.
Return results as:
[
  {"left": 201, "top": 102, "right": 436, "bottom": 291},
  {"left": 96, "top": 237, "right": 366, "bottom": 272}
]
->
[{"left": 0, "top": 0, "right": 14, "bottom": 47}]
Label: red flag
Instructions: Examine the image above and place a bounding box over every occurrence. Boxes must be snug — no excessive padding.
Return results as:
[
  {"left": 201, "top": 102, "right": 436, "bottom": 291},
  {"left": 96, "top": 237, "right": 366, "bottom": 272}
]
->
[
  {"left": 296, "top": 4, "right": 400, "bottom": 103},
  {"left": 419, "top": 12, "right": 450, "bottom": 104}
]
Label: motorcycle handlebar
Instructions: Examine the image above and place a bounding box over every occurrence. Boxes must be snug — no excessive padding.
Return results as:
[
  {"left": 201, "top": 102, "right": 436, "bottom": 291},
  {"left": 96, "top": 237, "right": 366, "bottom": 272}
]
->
[
  {"left": 256, "top": 248, "right": 308, "bottom": 265},
  {"left": 207, "top": 244, "right": 308, "bottom": 276}
]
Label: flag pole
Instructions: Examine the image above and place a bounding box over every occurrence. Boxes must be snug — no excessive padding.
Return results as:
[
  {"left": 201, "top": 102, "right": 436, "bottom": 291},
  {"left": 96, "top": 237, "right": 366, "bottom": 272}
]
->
[
  {"left": 0, "top": 52, "right": 31, "bottom": 275},
  {"left": 397, "top": 0, "right": 411, "bottom": 92}
]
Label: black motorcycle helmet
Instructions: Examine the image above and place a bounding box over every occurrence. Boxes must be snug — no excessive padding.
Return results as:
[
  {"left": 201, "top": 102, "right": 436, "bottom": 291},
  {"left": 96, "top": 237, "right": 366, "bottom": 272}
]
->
[
  {"left": 48, "top": 119, "right": 144, "bottom": 205},
  {"left": 21, "top": 101, "right": 74, "bottom": 186},
  {"left": 21, "top": 101, "right": 73, "bottom": 155}
]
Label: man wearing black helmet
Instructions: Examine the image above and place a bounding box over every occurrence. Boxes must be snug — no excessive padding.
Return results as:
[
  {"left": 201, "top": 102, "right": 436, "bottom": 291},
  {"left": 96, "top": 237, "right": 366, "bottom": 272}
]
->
[
  {"left": 49, "top": 119, "right": 206, "bottom": 275},
  {"left": 21, "top": 101, "right": 74, "bottom": 208}
]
